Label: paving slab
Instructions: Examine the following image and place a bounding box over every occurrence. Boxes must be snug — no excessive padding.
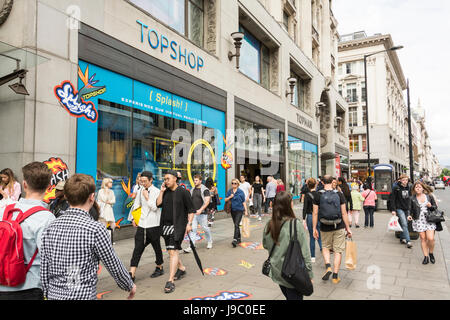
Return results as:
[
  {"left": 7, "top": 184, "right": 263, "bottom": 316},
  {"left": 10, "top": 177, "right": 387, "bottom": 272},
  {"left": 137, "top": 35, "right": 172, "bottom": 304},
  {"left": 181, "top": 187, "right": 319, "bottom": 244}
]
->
[{"left": 96, "top": 207, "right": 450, "bottom": 300}]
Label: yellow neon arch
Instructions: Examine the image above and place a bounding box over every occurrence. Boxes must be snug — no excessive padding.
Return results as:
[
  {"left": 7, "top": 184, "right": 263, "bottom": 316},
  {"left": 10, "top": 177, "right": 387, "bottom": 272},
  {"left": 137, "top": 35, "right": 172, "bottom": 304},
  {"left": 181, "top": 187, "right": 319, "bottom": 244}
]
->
[{"left": 187, "top": 139, "right": 217, "bottom": 188}]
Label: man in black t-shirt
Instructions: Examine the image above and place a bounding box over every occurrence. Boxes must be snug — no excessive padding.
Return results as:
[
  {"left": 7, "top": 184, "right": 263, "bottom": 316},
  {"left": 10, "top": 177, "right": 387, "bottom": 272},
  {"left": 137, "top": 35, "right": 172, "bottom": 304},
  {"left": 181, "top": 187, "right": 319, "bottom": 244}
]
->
[
  {"left": 312, "top": 175, "right": 352, "bottom": 284},
  {"left": 184, "top": 174, "right": 212, "bottom": 252},
  {"left": 156, "top": 171, "right": 195, "bottom": 294}
]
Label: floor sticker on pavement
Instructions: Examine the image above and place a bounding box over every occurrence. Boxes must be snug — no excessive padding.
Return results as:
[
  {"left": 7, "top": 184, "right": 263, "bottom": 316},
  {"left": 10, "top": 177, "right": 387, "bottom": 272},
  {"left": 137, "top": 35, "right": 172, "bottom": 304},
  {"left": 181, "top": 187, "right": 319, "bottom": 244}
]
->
[
  {"left": 190, "top": 291, "right": 252, "bottom": 300},
  {"left": 97, "top": 291, "right": 112, "bottom": 299},
  {"left": 239, "top": 260, "right": 255, "bottom": 269},
  {"left": 203, "top": 268, "right": 228, "bottom": 276},
  {"left": 183, "top": 230, "right": 205, "bottom": 242},
  {"left": 239, "top": 242, "right": 264, "bottom": 250}
]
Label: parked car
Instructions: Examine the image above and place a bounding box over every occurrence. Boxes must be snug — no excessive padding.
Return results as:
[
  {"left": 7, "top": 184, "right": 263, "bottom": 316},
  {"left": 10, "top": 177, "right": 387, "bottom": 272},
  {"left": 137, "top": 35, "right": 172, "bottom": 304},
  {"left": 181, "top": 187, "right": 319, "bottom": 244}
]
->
[{"left": 435, "top": 181, "right": 445, "bottom": 190}]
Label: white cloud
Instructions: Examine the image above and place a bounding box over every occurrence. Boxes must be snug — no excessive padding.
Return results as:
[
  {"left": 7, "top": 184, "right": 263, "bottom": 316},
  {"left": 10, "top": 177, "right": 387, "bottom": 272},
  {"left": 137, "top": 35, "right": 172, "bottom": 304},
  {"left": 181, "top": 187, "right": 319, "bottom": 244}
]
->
[{"left": 334, "top": 0, "right": 450, "bottom": 166}]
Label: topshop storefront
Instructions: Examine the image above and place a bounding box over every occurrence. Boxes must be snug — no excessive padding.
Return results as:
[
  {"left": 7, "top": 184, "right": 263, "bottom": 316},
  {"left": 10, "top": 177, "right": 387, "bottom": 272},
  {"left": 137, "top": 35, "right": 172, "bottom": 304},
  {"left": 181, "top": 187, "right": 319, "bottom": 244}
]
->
[{"left": 73, "top": 24, "right": 227, "bottom": 227}]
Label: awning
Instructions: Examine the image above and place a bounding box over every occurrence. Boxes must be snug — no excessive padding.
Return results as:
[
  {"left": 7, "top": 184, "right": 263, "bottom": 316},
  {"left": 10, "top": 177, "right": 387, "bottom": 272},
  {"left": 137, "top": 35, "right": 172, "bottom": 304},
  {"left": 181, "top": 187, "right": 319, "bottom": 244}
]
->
[{"left": 0, "top": 40, "right": 49, "bottom": 78}]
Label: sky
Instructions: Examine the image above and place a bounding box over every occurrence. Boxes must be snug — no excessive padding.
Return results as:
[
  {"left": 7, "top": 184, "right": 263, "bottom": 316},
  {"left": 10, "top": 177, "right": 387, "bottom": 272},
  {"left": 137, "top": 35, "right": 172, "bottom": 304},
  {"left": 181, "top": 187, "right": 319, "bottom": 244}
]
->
[{"left": 333, "top": 0, "right": 450, "bottom": 168}]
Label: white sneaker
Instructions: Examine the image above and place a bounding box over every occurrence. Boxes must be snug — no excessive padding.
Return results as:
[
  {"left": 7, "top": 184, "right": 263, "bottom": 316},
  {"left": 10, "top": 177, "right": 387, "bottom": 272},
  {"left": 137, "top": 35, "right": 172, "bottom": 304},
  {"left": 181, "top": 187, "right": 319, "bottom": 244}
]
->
[
  {"left": 183, "top": 247, "right": 192, "bottom": 253},
  {"left": 311, "top": 257, "right": 316, "bottom": 263},
  {"left": 258, "top": 217, "right": 262, "bottom": 221},
  {"left": 207, "top": 242, "right": 213, "bottom": 249}
]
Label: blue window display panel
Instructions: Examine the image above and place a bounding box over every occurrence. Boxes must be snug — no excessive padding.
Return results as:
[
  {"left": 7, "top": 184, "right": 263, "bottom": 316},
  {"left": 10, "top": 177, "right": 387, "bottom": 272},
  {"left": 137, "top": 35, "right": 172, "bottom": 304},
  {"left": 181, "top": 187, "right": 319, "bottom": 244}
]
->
[{"left": 76, "top": 60, "right": 226, "bottom": 225}]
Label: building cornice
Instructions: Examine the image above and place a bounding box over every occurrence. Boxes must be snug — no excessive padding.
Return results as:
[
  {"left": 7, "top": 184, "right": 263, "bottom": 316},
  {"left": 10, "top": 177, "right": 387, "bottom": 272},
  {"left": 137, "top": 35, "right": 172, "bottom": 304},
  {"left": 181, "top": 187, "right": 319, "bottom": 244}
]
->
[{"left": 338, "top": 34, "right": 406, "bottom": 90}]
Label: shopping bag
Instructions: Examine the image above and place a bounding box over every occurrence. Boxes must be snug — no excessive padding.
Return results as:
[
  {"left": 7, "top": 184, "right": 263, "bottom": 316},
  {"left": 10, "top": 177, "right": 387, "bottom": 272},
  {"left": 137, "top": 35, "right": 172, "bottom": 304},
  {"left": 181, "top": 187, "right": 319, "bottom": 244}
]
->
[
  {"left": 388, "top": 216, "right": 403, "bottom": 232},
  {"left": 345, "top": 238, "right": 357, "bottom": 270},
  {"left": 242, "top": 216, "right": 250, "bottom": 238},
  {"left": 131, "top": 207, "right": 142, "bottom": 225}
]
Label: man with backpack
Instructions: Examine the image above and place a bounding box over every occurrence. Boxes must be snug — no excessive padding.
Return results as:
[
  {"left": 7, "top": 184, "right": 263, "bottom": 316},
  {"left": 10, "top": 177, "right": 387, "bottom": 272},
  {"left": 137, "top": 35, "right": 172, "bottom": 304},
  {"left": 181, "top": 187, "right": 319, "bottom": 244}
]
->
[
  {"left": 0, "top": 162, "right": 55, "bottom": 300},
  {"left": 312, "top": 175, "right": 352, "bottom": 284}
]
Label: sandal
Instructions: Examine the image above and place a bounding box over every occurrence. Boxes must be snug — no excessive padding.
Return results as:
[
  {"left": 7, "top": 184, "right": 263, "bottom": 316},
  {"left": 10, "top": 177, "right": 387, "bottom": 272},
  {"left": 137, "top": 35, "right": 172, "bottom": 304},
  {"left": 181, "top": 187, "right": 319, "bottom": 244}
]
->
[{"left": 164, "top": 281, "right": 175, "bottom": 294}]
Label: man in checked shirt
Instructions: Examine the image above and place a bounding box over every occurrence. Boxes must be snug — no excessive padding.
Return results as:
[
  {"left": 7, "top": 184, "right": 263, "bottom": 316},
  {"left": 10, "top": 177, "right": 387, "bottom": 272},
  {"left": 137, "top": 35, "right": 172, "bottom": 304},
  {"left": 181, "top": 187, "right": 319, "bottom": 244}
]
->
[{"left": 40, "top": 174, "right": 137, "bottom": 300}]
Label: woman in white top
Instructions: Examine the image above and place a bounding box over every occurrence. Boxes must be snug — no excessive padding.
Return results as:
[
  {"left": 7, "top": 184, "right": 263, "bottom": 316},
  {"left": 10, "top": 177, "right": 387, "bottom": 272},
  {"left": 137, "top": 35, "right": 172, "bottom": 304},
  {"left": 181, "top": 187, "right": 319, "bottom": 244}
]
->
[{"left": 98, "top": 178, "right": 116, "bottom": 243}]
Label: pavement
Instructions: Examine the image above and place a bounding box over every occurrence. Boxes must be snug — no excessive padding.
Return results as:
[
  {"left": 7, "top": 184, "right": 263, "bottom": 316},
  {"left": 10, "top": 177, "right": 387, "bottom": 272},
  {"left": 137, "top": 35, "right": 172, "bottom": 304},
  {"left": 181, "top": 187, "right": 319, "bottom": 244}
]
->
[{"left": 97, "top": 202, "right": 450, "bottom": 300}]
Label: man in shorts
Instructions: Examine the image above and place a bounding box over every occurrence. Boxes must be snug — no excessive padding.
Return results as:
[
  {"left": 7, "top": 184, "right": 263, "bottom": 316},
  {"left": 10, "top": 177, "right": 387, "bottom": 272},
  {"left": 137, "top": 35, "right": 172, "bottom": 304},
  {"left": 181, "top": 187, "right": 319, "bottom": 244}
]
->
[
  {"left": 312, "top": 175, "right": 352, "bottom": 284},
  {"left": 156, "top": 171, "right": 195, "bottom": 294}
]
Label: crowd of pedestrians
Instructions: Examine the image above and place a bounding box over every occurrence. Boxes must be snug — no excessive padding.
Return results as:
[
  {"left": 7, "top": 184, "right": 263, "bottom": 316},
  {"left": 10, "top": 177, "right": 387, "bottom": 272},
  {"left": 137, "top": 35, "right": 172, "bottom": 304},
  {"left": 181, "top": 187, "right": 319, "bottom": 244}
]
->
[{"left": 0, "top": 161, "right": 445, "bottom": 300}]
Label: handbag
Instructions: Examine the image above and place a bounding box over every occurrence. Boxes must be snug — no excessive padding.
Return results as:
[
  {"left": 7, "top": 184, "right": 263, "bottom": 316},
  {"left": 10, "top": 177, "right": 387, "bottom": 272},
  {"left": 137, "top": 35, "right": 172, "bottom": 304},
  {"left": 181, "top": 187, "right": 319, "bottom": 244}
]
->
[
  {"left": 426, "top": 209, "right": 445, "bottom": 223},
  {"left": 225, "top": 190, "right": 234, "bottom": 214},
  {"left": 281, "top": 219, "right": 314, "bottom": 296},
  {"left": 215, "top": 193, "right": 221, "bottom": 206},
  {"left": 262, "top": 220, "right": 289, "bottom": 277}
]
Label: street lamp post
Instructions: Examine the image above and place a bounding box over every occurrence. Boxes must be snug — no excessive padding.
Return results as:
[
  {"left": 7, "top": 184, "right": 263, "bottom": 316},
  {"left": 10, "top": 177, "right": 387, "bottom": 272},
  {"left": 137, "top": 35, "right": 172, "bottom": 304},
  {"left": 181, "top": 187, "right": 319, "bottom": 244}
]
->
[
  {"left": 363, "top": 45, "right": 403, "bottom": 179},
  {"left": 349, "top": 126, "right": 354, "bottom": 178},
  {"left": 407, "top": 79, "right": 414, "bottom": 183}
]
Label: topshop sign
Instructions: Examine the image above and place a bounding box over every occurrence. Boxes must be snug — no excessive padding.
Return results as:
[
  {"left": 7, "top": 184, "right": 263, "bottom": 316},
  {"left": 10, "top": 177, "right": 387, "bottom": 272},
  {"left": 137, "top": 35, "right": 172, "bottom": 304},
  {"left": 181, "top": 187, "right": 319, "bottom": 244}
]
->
[{"left": 137, "top": 20, "right": 205, "bottom": 72}]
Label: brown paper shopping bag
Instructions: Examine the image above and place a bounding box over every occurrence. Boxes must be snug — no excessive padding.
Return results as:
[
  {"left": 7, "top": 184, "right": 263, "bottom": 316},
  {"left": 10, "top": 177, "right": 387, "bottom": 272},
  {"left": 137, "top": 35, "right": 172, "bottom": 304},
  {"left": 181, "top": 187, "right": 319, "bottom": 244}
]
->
[
  {"left": 242, "top": 216, "right": 250, "bottom": 238},
  {"left": 345, "top": 238, "right": 357, "bottom": 270}
]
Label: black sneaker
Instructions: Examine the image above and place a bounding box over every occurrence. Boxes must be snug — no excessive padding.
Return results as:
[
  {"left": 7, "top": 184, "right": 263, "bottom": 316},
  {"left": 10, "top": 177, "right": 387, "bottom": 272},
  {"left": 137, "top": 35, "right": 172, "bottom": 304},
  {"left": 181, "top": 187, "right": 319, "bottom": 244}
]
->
[
  {"left": 150, "top": 267, "right": 164, "bottom": 278},
  {"left": 232, "top": 239, "right": 237, "bottom": 248},
  {"left": 174, "top": 268, "right": 186, "bottom": 281}
]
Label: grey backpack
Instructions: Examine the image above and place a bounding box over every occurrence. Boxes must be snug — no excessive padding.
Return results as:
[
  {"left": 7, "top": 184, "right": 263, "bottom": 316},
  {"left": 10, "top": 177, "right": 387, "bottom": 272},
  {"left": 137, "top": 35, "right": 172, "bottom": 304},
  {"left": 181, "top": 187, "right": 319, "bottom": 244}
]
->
[{"left": 318, "top": 190, "right": 342, "bottom": 226}]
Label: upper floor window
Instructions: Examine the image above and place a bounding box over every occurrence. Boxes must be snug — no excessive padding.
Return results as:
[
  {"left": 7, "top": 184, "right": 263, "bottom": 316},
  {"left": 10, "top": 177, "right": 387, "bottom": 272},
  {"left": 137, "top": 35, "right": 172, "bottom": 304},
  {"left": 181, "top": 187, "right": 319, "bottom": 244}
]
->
[
  {"left": 130, "top": 0, "right": 204, "bottom": 47},
  {"left": 239, "top": 25, "right": 270, "bottom": 89},
  {"left": 349, "top": 107, "right": 357, "bottom": 127},
  {"left": 283, "top": 11, "right": 289, "bottom": 31},
  {"left": 291, "top": 72, "right": 306, "bottom": 111},
  {"left": 345, "top": 62, "right": 352, "bottom": 74},
  {"left": 346, "top": 83, "right": 357, "bottom": 102},
  {"left": 361, "top": 81, "right": 366, "bottom": 102}
]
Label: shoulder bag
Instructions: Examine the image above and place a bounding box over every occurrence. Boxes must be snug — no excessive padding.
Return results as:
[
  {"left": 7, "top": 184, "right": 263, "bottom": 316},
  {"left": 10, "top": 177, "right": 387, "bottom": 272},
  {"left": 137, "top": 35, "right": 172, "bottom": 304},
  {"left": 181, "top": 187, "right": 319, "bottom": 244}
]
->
[
  {"left": 425, "top": 195, "right": 445, "bottom": 223},
  {"left": 281, "top": 219, "right": 314, "bottom": 296},
  {"left": 262, "top": 220, "right": 289, "bottom": 277},
  {"left": 224, "top": 190, "right": 233, "bottom": 214}
]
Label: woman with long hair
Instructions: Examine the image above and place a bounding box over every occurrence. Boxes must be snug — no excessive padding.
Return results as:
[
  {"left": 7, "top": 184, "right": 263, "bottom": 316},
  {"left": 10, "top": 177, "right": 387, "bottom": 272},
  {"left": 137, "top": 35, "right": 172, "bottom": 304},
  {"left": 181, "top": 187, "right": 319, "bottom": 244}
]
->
[
  {"left": 225, "top": 178, "right": 247, "bottom": 247},
  {"left": 338, "top": 177, "right": 353, "bottom": 214},
  {"left": 263, "top": 191, "right": 313, "bottom": 300},
  {"left": 97, "top": 178, "right": 116, "bottom": 244},
  {"left": 276, "top": 179, "right": 286, "bottom": 194},
  {"left": 0, "top": 168, "right": 22, "bottom": 201},
  {"left": 410, "top": 181, "right": 441, "bottom": 264}
]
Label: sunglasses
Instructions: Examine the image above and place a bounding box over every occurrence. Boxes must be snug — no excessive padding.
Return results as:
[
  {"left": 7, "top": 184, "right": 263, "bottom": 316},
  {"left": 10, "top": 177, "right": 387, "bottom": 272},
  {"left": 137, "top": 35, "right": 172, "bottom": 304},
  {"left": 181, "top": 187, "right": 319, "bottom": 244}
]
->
[{"left": 232, "top": 182, "right": 238, "bottom": 185}]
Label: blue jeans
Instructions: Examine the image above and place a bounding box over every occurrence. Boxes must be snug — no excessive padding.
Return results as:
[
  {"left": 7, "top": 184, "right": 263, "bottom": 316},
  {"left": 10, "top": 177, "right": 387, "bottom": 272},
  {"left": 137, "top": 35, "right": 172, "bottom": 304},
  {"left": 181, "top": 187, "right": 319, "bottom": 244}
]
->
[
  {"left": 190, "top": 214, "right": 212, "bottom": 245},
  {"left": 253, "top": 193, "right": 263, "bottom": 216},
  {"left": 396, "top": 209, "right": 410, "bottom": 242},
  {"left": 306, "top": 214, "right": 322, "bottom": 258}
]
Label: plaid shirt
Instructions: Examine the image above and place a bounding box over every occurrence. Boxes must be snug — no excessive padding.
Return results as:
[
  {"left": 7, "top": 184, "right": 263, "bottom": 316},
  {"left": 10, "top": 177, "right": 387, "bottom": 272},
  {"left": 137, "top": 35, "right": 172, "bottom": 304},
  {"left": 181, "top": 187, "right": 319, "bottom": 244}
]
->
[{"left": 40, "top": 208, "right": 134, "bottom": 300}]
